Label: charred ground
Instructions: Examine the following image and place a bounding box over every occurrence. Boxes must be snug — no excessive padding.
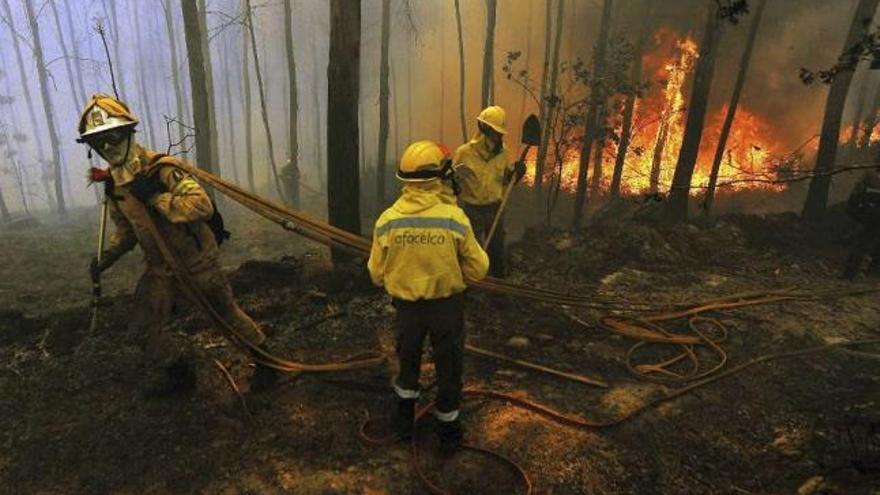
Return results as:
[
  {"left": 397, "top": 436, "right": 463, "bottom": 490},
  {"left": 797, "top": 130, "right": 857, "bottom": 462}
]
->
[{"left": 0, "top": 206, "right": 878, "bottom": 495}]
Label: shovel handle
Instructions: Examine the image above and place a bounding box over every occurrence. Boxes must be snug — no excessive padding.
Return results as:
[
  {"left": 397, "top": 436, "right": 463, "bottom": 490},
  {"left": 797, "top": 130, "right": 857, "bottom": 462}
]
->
[{"left": 482, "top": 145, "right": 532, "bottom": 250}]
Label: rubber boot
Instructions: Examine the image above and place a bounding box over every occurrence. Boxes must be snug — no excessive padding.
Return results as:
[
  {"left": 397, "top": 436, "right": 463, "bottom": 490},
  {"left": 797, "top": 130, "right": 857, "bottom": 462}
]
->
[
  {"left": 394, "top": 398, "right": 417, "bottom": 440},
  {"left": 437, "top": 419, "right": 463, "bottom": 455}
]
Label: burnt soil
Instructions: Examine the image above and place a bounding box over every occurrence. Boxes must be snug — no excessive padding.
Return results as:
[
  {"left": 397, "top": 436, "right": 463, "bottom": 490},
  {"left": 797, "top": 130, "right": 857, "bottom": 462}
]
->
[{"left": 0, "top": 205, "right": 878, "bottom": 495}]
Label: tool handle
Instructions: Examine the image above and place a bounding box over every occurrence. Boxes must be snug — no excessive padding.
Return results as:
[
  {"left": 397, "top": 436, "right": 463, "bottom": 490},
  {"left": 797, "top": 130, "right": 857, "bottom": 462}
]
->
[{"left": 482, "top": 145, "right": 532, "bottom": 250}]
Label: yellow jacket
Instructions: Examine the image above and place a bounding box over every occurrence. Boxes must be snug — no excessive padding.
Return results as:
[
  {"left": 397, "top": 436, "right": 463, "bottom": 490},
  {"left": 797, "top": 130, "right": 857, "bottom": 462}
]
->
[
  {"left": 368, "top": 182, "right": 489, "bottom": 301},
  {"left": 103, "top": 146, "right": 219, "bottom": 275},
  {"left": 453, "top": 134, "right": 513, "bottom": 205}
]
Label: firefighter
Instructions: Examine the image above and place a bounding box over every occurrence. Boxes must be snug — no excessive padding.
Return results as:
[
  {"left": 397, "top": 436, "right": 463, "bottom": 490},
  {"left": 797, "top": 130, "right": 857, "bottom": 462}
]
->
[
  {"left": 453, "top": 106, "right": 526, "bottom": 278},
  {"left": 844, "top": 165, "right": 880, "bottom": 279},
  {"left": 367, "top": 140, "right": 489, "bottom": 453},
  {"left": 78, "top": 93, "right": 267, "bottom": 396}
]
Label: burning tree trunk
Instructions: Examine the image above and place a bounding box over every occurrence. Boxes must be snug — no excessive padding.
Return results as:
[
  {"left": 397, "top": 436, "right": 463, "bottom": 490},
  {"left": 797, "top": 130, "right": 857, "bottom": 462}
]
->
[
  {"left": 1, "top": 0, "right": 53, "bottom": 211},
  {"left": 180, "top": 0, "right": 216, "bottom": 177},
  {"left": 244, "top": 0, "right": 284, "bottom": 199},
  {"left": 481, "top": 0, "right": 498, "bottom": 107},
  {"left": 132, "top": 3, "right": 158, "bottom": 147},
  {"left": 376, "top": 0, "right": 391, "bottom": 209},
  {"left": 327, "top": 0, "right": 362, "bottom": 263},
  {"left": 283, "top": 0, "right": 301, "bottom": 208},
  {"left": 241, "top": 1, "right": 255, "bottom": 191},
  {"left": 535, "top": 0, "right": 565, "bottom": 208},
  {"left": 610, "top": 0, "right": 654, "bottom": 199},
  {"left": 24, "top": 0, "right": 66, "bottom": 217},
  {"left": 802, "top": 0, "right": 880, "bottom": 221},
  {"left": 704, "top": 0, "right": 768, "bottom": 215},
  {"left": 454, "top": 0, "right": 468, "bottom": 142},
  {"left": 666, "top": 3, "right": 723, "bottom": 222},
  {"left": 161, "top": 0, "right": 188, "bottom": 154},
  {"left": 573, "top": 0, "right": 612, "bottom": 228}
]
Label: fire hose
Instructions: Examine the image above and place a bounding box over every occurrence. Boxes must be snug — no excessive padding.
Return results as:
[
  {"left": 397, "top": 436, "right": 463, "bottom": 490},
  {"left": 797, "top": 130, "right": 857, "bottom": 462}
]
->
[{"left": 135, "top": 162, "right": 880, "bottom": 494}]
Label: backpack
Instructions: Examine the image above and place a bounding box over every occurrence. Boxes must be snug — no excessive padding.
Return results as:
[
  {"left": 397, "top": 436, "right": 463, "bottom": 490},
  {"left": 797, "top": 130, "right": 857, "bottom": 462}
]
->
[{"left": 146, "top": 154, "right": 231, "bottom": 247}]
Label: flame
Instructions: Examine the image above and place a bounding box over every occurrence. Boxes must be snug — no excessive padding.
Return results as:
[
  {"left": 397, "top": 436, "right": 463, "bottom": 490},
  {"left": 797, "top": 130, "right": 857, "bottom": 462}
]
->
[{"left": 524, "top": 30, "right": 789, "bottom": 198}]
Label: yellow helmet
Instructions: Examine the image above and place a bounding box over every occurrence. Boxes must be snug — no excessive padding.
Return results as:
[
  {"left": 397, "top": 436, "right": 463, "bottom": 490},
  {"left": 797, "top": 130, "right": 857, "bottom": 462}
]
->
[
  {"left": 76, "top": 93, "right": 138, "bottom": 143},
  {"left": 397, "top": 140, "right": 451, "bottom": 182},
  {"left": 476, "top": 105, "right": 507, "bottom": 135}
]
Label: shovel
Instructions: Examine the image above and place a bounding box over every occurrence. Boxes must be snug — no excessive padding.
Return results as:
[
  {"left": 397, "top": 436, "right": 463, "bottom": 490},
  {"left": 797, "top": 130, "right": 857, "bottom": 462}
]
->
[
  {"left": 482, "top": 114, "right": 542, "bottom": 250},
  {"left": 89, "top": 191, "right": 110, "bottom": 333}
]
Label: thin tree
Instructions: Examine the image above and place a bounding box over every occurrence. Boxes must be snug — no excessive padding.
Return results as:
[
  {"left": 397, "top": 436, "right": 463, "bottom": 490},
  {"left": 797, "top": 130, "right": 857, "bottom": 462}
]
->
[
  {"left": 703, "top": 0, "right": 768, "bottom": 214},
  {"left": 62, "top": 0, "right": 88, "bottom": 103},
  {"left": 454, "top": 0, "right": 467, "bottom": 142},
  {"left": 221, "top": 24, "right": 240, "bottom": 184},
  {"left": 0, "top": 181, "right": 9, "bottom": 222},
  {"left": 610, "top": 0, "right": 655, "bottom": 198},
  {"left": 535, "top": 0, "right": 564, "bottom": 208},
  {"left": 241, "top": 1, "right": 255, "bottom": 190},
  {"left": 573, "top": 0, "right": 613, "bottom": 228},
  {"left": 103, "top": 0, "right": 127, "bottom": 101},
  {"left": 1, "top": 0, "right": 53, "bottom": 211},
  {"left": 327, "top": 0, "right": 362, "bottom": 263},
  {"left": 666, "top": 2, "right": 724, "bottom": 222},
  {"left": 197, "top": 0, "right": 219, "bottom": 175},
  {"left": 23, "top": 0, "right": 66, "bottom": 217},
  {"left": 376, "top": 0, "right": 391, "bottom": 208},
  {"left": 181, "top": 0, "right": 216, "bottom": 177},
  {"left": 244, "top": 0, "right": 283, "bottom": 198},
  {"left": 283, "top": 0, "right": 301, "bottom": 207},
  {"left": 311, "top": 35, "right": 325, "bottom": 189},
  {"left": 481, "top": 0, "right": 498, "bottom": 107},
  {"left": 162, "top": 0, "right": 188, "bottom": 154},
  {"left": 803, "top": 0, "right": 880, "bottom": 220},
  {"left": 131, "top": 2, "right": 158, "bottom": 147},
  {"left": 49, "top": 1, "right": 84, "bottom": 110},
  {"left": 517, "top": 0, "right": 535, "bottom": 128}
]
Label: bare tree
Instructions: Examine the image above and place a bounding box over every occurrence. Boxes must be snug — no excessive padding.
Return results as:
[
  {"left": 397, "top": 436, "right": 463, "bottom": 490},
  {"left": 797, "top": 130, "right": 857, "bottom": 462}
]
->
[
  {"left": 454, "top": 0, "right": 467, "bottom": 142},
  {"left": 49, "top": 1, "right": 84, "bottom": 109},
  {"left": 803, "top": 0, "right": 880, "bottom": 219},
  {"left": 534, "top": 0, "right": 564, "bottom": 208},
  {"left": 161, "top": 0, "right": 188, "bottom": 155},
  {"left": 241, "top": 0, "right": 255, "bottom": 190},
  {"left": 610, "top": 0, "right": 655, "bottom": 198},
  {"left": 197, "top": 0, "right": 219, "bottom": 175},
  {"left": 131, "top": 2, "right": 158, "bottom": 147},
  {"left": 103, "top": 0, "right": 128, "bottom": 101},
  {"left": 666, "top": 2, "right": 724, "bottom": 222},
  {"left": 283, "top": 0, "right": 301, "bottom": 207},
  {"left": 220, "top": 23, "right": 240, "bottom": 184},
  {"left": 181, "top": 0, "right": 216, "bottom": 176},
  {"left": 24, "top": 0, "right": 66, "bottom": 216},
  {"left": 481, "top": 0, "right": 498, "bottom": 107},
  {"left": 376, "top": 0, "right": 391, "bottom": 209},
  {"left": 311, "top": 35, "right": 325, "bottom": 189},
  {"left": 0, "top": 181, "right": 9, "bottom": 222},
  {"left": 327, "top": 0, "right": 361, "bottom": 263},
  {"left": 573, "top": 0, "right": 613, "bottom": 228},
  {"left": 703, "top": 0, "right": 768, "bottom": 214}
]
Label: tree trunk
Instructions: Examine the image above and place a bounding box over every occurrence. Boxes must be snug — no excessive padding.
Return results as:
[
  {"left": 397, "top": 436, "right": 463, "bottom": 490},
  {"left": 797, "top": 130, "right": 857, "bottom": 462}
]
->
[
  {"left": 573, "top": 0, "right": 612, "bottom": 228},
  {"left": 535, "top": 0, "right": 564, "bottom": 208},
  {"left": 0, "top": 184, "right": 9, "bottom": 223},
  {"left": 517, "top": 0, "right": 535, "bottom": 129},
  {"left": 161, "top": 0, "right": 188, "bottom": 155},
  {"left": 197, "top": 0, "right": 219, "bottom": 177},
  {"left": 283, "top": 0, "right": 301, "bottom": 208},
  {"left": 311, "top": 37, "right": 325, "bottom": 190},
  {"left": 610, "top": 0, "right": 654, "bottom": 198},
  {"left": 375, "top": 0, "right": 391, "bottom": 209},
  {"left": 104, "top": 0, "right": 128, "bottom": 101},
  {"left": 454, "top": 0, "right": 468, "bottom": 142},
  {"left": 327, "top": 0, "right": 362, "bottom": 263},
  {"left": 849, "top": 67, "right": 871, "bottom": 148},
  {"left": 2, "top": 0, "right": 52, "bottom": 212},
  {"left": 703, "top": 0, "right": 768, "bottom": 215},
  {"left": 49, "top": 1, "right": 84, "bottom": 109},
  {"left": 392, "top": 62, "right": 401, "bottom": 160},
  {"left": 589, "top": 104, "right": 607, "bottom": 201},
  {"left": 241, "top": 2, "right": 255, "bottom": 191},
  {"left": 802, "top": 0, "right": 880, "bottom": 220},
  {"left": 666, "top": 4, "right": 723, "bottom": 222},
  {"left": 61, "top": 0, "right": 88, "bottom": 103},
  {"left": 244, "top": 0, "right": 283, "bottom": 199},
  {"left": 24, "top": 0, "right": 66, "bottom": 217},
  {"left": 181, "top": 0, "right": 216, "bottom": 178},
  {"left": 221, "top": 27, "right": 241, "bottom": 184},
  {"left": 481, "top": 0, "right": 498, "bottom": 107},
  {"left": 131, "top": 2, "right": 158, "bottom": 147}
]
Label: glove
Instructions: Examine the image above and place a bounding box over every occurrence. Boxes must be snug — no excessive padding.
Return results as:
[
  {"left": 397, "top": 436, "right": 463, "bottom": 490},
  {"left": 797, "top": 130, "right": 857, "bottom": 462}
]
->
[
  {"left": 513, "top": 161, "right": 527, "bottom": 183},
  {"left": 129, "top": 174, "right": 163, "bottom": 204}
]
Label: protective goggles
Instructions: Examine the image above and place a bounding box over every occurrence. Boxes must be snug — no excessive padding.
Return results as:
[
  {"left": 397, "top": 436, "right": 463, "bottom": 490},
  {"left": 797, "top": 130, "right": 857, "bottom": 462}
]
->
[{"left": 81, "top": 127, "right": 133, "bottom": 148}]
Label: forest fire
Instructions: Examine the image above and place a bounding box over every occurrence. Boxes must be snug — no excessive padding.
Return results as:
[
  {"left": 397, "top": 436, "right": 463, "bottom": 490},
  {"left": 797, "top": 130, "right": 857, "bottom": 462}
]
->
[{"left": 525, "top": 31, "right": 787, "bottom": 197}]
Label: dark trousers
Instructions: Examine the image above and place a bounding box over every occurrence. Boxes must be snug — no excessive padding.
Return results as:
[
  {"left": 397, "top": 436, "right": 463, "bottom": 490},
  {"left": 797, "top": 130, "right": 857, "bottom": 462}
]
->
[
  {"left": 461, "top": 202, "right": 505, "bottom": 278},
  {"left": 393, "top": 293, "right": 465, "bottom": 414}
]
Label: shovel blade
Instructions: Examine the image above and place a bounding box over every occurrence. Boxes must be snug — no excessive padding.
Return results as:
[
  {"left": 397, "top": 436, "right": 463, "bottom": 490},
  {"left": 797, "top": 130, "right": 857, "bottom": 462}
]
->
[{"left": 521, "top": 114, "right": 542, "bottom": 146}]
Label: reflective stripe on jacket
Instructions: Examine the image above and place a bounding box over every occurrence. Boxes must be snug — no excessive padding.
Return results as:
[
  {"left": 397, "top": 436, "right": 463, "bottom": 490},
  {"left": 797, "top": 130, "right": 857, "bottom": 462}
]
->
[
  {"left": 368, "top": 182, "right": 489, "bottom": 301},
  {"left": 453, "top": 134, "right": 513, "bottom": 206}
]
